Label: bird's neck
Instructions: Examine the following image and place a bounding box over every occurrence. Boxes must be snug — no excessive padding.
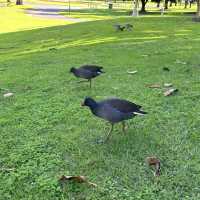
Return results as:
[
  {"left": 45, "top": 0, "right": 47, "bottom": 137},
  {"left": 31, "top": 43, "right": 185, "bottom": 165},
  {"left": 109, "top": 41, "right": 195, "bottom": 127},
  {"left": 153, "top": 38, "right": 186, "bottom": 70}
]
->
[
  {"left": 72, "top": 68, "right": 77, "bottom": 73},
  {"left": 88, "top": 101, "right": 98, "bottom": 111}
]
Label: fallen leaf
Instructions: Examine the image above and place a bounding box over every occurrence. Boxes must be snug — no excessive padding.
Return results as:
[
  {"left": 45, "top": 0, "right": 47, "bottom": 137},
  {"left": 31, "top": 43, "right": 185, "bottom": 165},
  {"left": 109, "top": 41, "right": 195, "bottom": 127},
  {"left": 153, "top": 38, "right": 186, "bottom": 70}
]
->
[
  {"left": 175, "top": 60, "right": 186, "bottom": 65},
  {"left": 145, "top": 156, "right": 161, "bottom": 176},
  {"left": 164, "top": 83, "right": 173, "bottom": 87},
  {"left": 164, "top": 88, "right": 178, "bottom": 96},
  {"left": 127, "top": 70, "right": 137, "bottom": 74},
  {"left": 0, "top": 168, "right": 15, "bottom": 172},
  {"left": 59, "top": 175, "right": 97, "bottom": 187},
  {"left": 146, "top": 84, "right": 161, "bottom": 88},
  {"left": 3, "top": 92, "right": 14, "bottom": 98}
]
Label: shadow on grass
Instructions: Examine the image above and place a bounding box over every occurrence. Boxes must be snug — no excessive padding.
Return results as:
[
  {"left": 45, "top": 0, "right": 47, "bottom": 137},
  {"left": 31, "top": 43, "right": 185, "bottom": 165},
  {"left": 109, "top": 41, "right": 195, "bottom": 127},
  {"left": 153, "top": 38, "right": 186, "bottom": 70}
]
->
[
  {"left": 26, "top": 8, "right": 67, "bottom": 12},
  {"left": 143, "top": 10, "right": 196, "bottom": 16},
  {"left": 61, "top": 8, "right": 130, "bottom": 17}
]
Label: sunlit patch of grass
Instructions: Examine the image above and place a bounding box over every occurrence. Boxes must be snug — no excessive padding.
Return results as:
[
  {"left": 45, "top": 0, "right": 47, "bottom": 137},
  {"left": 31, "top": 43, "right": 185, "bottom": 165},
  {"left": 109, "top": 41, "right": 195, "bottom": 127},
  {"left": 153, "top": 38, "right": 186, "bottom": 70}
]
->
[{"left": 0, "top": 5, "right": 72, "bottom": 34}]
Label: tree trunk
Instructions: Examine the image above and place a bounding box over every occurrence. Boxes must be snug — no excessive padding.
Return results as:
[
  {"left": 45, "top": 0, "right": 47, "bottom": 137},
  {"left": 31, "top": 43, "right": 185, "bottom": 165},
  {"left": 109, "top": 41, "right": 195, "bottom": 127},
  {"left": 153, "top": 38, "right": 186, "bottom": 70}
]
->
[
  {"left": 197, "top": 0, "right": 200, "bottom": 17},
  {"left": 184, "top": 0, "right": 188, "bottom": 8},
  {"left": 140, "top": 0, "right": 147, "bottom": 12},
  {"left": 132, "top": 0, "right": 139, "bottom": 16},
  {"left": 164, "top": 0, "right": 169, "bottom": 9},
  {"left": 16, "top": 0, "right": 23, "bottom": 5}
]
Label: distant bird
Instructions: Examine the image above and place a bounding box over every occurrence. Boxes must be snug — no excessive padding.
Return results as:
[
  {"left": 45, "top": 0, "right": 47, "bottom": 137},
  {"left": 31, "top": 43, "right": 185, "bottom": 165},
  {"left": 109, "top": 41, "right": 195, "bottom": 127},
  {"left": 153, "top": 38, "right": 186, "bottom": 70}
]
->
[
  {"left": 125, "top": 23, "right": 133, "bottom": 31},
  {"left": 70, "top": 65, "right": 104, "bottom": 88},
  {"left": 114, "top": 24, "right": 126, "bottom": 31},
  {"left": 114, "top": 24, "right": 133, "bottom": 31},
  {"left": 82, "top": 97, "right": 147, "bottom": 141}
]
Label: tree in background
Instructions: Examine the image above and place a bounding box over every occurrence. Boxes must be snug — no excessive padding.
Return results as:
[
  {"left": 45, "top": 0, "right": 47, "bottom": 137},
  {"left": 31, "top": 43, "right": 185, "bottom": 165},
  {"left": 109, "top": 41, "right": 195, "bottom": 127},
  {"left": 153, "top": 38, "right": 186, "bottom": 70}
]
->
[
  {"left": 16, "top": 0, "right": 23, "bottom": 5},
  {"left": 140, "top": 0, "right": 148, "bottom": 12},
  {"left": 132, "top": 0, "right": 139, "bottom": 16}
]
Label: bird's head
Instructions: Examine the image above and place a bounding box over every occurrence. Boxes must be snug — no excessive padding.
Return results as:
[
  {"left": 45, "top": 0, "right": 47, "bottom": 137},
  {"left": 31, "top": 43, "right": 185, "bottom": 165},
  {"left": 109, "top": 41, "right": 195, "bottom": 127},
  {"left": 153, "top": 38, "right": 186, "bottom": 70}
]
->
[
  {"left": 70, "top": 67, "right": 75, "bottom": 73},
  {"left": 81, "top": 97, "right": 97, "bottom": 108}
]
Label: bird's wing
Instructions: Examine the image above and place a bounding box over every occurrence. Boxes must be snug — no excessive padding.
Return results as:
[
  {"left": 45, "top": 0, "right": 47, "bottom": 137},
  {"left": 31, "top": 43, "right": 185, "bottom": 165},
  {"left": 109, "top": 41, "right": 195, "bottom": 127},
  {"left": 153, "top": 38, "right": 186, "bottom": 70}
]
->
[
  {"left": 80, "top": 65, "right": 103, "bottom": 72},
  {"left": 100, "top": 98, "right": 142, "bottom": 113},
  {"left": 76, "top": 68, "right": 94, "bottom": 79},
  {"left": 95, "top": 103, "right": 132, "bottom": 123}
]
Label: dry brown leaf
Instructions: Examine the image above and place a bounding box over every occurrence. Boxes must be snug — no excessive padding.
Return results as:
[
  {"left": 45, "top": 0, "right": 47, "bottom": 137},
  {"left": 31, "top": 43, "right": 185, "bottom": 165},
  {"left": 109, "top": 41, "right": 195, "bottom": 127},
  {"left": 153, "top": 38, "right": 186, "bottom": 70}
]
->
[
  {"left": 3, "top": 92, "right": 14, "bottom": 98},
  {"left": 146, "top": 156, "right": 161, "bottom": 176},
  {"left": 0, "top": 168, "right": 15, "bottom": 172},
  {"left": 127, "top": 70, "right": 137, "bottom": 74},
  {"left": 164, "top": 88, "right": 178, "bottom": 96},
  {"left": 175, "top": 60, "right": 186, "bottom": 65},
  {"left": 146, "top": 84, "right": 161, "bottom": 88},
  {"left": 146, "top": 157, "right": 160, "bottom": 165},
  {"left": 164, "top": 83, "right": 173, "bottom": 87},
  {"left": 59, "top": 175, "right": 97, "bottom": 187}
]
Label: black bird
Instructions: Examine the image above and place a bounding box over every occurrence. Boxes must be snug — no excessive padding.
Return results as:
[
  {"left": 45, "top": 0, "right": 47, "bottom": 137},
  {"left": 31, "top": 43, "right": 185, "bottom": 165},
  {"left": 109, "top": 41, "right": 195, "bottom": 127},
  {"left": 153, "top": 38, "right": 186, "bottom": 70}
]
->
[
  {"left": 114, "top": 24, "right": 126, "bottom": 31},
  {"left": 82, "top": 97, "right": 147, "bottom": 141},
  {"left": 70, "top": 65, "right": 104, "bottom": 88},
  {"left": 125, "top": 23, "right": 133, "bottom": 31}
]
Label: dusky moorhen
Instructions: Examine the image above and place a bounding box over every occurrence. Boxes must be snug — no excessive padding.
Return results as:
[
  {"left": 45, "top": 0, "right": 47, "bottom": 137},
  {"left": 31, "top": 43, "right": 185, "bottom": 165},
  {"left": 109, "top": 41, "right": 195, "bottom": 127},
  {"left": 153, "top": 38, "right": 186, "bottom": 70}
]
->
[
  {"left": 82, "top": 97, "right": 147, "bottom": 141},
  {"left": 70, "top": 65, "right": 104, "bottom": 88}
]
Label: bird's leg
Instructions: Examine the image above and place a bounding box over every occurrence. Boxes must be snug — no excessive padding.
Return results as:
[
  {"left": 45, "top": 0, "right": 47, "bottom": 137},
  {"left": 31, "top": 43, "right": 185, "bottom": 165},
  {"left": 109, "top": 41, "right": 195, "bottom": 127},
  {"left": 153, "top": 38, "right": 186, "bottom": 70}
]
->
[
  {"left": 105, "top": 124, "right": 114, "bottom": 142},
  {"left": 122, "top": 121, "right": 126, "bottom": 133},
  {"left": 89, "top": 79, "right": 92, "bottom": 88}
]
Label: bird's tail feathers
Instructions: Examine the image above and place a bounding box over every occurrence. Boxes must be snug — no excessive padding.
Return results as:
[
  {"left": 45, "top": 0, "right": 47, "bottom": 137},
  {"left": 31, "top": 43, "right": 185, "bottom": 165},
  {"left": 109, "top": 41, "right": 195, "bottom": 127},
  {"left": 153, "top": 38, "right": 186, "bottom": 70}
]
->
[
  {"left": 133, "top": 110, "right": 147, "bottom": 116},
  {"left": 97, "top": 70, "right": 105, "bottom": 74}
]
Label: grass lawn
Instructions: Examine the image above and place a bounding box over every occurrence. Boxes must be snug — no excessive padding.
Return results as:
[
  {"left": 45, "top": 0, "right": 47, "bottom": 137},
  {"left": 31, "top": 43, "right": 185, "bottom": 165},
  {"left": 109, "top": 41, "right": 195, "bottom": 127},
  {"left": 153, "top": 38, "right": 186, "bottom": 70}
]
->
[
  {"left": 61, "top": 8, "right": 130, "bottom": 21},
  {"left": 1, "top": 5, "right": 200, "bottom": 200}
]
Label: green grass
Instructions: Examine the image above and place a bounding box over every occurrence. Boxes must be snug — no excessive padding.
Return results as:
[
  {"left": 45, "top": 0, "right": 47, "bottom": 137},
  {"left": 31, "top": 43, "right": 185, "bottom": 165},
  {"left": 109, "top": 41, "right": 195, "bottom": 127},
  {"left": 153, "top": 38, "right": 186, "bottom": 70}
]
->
[
  {"left": 61, "top": 8, "right": 130, "bottom": 20},
  {"left": 1, "top": 8, "right": 200, "bottom": 200}
]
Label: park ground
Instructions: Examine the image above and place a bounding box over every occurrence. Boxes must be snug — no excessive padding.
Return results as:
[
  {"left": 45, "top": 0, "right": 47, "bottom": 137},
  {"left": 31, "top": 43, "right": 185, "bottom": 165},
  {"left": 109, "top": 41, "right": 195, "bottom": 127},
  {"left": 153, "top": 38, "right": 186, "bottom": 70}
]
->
[{"left": 0, "top": 1, "right": 200, "bottom": 199}]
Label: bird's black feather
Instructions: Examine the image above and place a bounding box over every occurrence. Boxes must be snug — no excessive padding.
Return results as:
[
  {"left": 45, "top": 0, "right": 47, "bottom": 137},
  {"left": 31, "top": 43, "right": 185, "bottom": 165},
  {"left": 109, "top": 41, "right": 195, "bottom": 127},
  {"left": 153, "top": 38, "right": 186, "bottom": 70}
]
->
[
  {"left": 83, "top": 97, "right": 146, "bottom": 124},
  {"left": 80, "top": 65, "right": 104, "bottom": 73},
  {"left": 100, "top": 98, "right": 142, "bottom": 113}
]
